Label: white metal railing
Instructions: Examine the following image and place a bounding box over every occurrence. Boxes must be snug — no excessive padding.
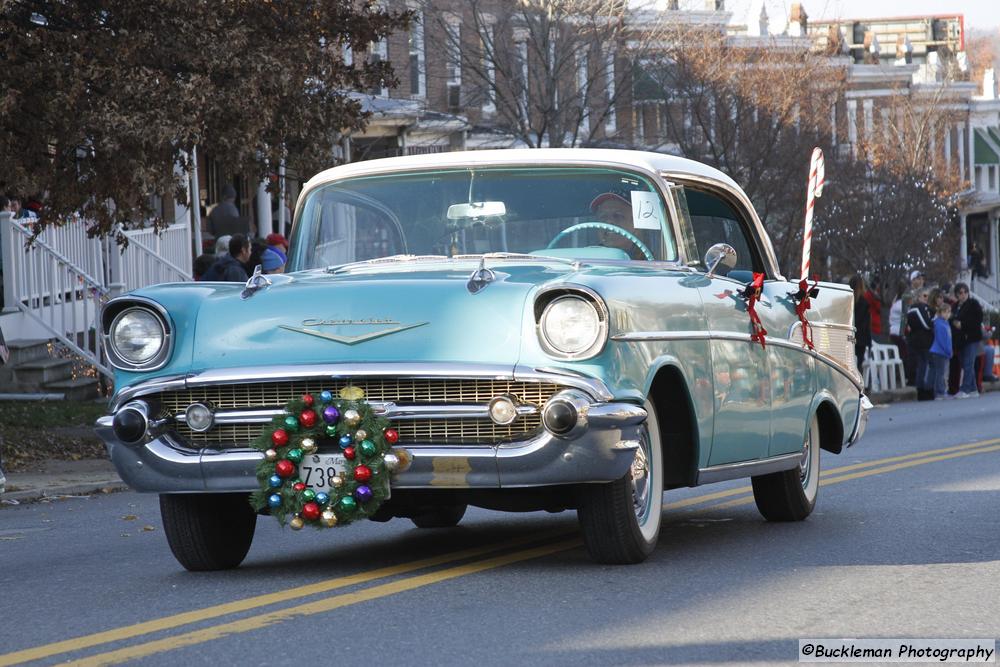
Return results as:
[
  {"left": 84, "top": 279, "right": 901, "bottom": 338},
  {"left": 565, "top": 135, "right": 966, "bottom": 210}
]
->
[
  {"left": 116, "top": 224, "right": 192, "bottom": 293},
  {"left": 2, "top": 214, "right": 112, "bottom": 377},
  {"left": 2, "top": 213, "right": 193, "bottom": 381},
  {"left": 972, "top": 277, "right": 1000, "bottom": 311}
]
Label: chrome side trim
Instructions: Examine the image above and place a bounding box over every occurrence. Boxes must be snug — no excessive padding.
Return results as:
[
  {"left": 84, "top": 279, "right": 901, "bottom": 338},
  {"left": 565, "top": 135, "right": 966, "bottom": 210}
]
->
[
  {"left": 611, "top": 327, "right": 864, "bottom": 392},
  {"left": 612, "top": 330, "right": 711, "bottom": 342},
  {"left": 696, "top": 452, "right": 802, "bottom": 485}
]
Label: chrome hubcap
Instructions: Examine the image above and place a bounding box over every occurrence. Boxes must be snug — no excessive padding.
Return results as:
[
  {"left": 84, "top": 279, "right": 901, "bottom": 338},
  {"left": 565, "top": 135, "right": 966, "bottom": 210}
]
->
[
  {"left": 631, "top": 429, "right": 651, "bottom": 521},
  {"left": 799, "top": 433, "right": 811, "bottom": 484}
]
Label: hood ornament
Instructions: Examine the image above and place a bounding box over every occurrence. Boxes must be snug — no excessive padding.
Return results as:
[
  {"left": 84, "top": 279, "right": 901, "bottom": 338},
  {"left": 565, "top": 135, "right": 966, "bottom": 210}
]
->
[
  {"left": 467, "top": 256, "right": 497, "bottom": 294},
  {"left": 280, "top": 319, "right": 428, "bottom": 345},
  {"left": 241, "top": 265, "right": 272, "bottom": 300}
]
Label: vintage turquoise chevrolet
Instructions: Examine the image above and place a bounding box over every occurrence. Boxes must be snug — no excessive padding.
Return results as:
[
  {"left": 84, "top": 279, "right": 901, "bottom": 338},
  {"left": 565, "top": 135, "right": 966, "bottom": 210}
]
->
[{"left": 95, "top": 149, "right": 870, "bottom": 570}]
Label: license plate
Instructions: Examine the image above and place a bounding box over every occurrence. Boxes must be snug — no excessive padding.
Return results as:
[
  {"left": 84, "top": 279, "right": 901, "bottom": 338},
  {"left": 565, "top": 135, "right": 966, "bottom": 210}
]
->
[{"left": 298, "top": 453, "right": 347, "bottom": 492}]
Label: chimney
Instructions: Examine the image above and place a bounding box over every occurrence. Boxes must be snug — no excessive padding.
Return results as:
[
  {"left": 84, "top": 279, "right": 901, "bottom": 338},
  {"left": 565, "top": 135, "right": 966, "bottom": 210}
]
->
[{"left": 788, "top": 3, "right": 808, "bottom": 38}]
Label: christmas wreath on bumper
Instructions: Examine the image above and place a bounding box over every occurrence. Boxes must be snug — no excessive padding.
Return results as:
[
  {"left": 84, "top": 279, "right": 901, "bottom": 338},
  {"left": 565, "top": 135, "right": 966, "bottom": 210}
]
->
[{"left": 249, "top": 387, "right": 410, "bottom": 529}]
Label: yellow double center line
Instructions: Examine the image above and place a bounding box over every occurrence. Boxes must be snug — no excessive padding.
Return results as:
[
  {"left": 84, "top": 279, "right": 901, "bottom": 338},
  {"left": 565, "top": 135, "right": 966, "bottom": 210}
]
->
[{"left": 4, "top": 437, "right": 999, "bottom": 666}]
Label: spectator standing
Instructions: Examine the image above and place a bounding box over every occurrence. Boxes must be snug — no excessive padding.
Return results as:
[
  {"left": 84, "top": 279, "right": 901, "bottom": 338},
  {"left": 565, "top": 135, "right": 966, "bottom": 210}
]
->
[
  {"left": 928, "top": 302, "right": 953, "bottom": 399},
  {"left": 260, "top": 248, "right": 286, "bottom": 274},
  {"left": 951, "top": 283, "right": 984, "bottom": 398},
  {"left": 906, "top": 289, "right": 934, "bottom": 401},
  {"left": 201, "top": 234, "right": 251, "bottom": 282},
  {"left": 849, "top": 275, "right": 872, "bottom": 373},
  {"left": 900, "top": 270, "right": 925, "bottom": 384},
  {"left": 887, "top": 280, "right": 908, "bottom": 377},
  {"left": 207, "top": 185, "right": 249, "bottom": 239},
  {"left": 969, "top": 242, "right": 987, "bottom": 279},
  {"left": 863, "top": 277, "right": 884, "bottom": 341}
]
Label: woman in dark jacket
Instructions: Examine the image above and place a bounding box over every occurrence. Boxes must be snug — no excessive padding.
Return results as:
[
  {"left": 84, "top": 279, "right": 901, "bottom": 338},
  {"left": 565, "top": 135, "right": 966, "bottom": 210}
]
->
[
  {"left": 951, "top": 282, "right": 984, "bottom": 397},
  {"left": 906, "top": 289, "right": 934, "bottom": 400},
  {"left": 850, "top": 276, "right": 872, "bottom": 373}
]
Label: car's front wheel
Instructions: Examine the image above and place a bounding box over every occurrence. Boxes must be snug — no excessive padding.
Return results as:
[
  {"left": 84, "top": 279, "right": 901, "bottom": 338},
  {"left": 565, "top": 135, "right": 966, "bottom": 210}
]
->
[
  {"left": 160, "top": 493, "right": 256, "bottom": 571},
  {"left": 577, "top": 399, "right": 663, "bottom": 564},
  {"left": 751, "top": 413, "right": 821, "bottom": 521}
]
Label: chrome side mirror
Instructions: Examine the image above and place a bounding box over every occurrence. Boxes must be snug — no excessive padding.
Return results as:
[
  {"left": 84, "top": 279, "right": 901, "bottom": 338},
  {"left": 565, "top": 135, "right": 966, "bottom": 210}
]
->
[{"left": 704, "top": 243, "right": 737, "bottom": 278}]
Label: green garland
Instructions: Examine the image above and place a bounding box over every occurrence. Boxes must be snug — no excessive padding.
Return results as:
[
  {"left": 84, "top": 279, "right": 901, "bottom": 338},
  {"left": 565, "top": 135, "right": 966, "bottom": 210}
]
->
[{"left": 248, "top": 388, "right": 408, "bottom": 529}]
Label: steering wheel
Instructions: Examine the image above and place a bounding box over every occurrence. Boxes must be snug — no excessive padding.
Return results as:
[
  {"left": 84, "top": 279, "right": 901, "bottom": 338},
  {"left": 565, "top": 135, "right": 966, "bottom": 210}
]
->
[{"left": 546, "top": 222, "right": 655, "bottom": 261}]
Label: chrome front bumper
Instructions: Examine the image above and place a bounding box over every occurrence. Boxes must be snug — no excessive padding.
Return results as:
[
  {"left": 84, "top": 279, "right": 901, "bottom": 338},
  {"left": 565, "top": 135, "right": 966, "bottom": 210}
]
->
[
  {"left": 846, "top": 393, "right": 872, "bottom": 447},
  {"left": 96, "top": 401, "right": 647, "bottom": 493}
]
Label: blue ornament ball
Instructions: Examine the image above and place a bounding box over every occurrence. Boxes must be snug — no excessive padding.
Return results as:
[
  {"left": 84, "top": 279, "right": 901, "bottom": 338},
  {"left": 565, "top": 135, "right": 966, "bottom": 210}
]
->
[
  {"left": 268, "top": 474, "right": 282, "bottom": 488},
  {"left": 354, "top": 484, "right": 374, "bottom": 503},
  {"left": 339, "top": 434, "right": 353, "bottom": 449},
  {"left": 320, "top": 390, "right": 333, "bottom": 404},
  {"left": 315, "top": 492, "right": 330, "bottom": 505},
  {"left": 268, "top": 493, "right": 282, "bottom": 509}
]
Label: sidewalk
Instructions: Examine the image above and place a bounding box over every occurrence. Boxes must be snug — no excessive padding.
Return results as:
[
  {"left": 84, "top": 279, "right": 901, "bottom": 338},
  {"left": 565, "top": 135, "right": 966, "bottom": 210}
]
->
[
  {"left": 1, "top": 380, "right": 997, "bottom": 506},
  {"left": 0, "top": 459, "right": 126, "bottom": 506}
]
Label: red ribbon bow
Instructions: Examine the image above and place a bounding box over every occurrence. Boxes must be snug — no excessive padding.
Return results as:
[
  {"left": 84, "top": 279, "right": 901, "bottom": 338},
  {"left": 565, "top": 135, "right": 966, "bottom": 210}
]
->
[
  {"left": 742, "top": 272, "right": 767, "bottom": 348},
  {"left": 791, "top": 277, "right": 820, "bottom": 350}
]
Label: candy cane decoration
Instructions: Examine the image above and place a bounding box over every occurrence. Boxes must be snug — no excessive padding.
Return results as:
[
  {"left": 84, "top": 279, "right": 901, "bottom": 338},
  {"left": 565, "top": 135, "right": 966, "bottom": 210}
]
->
[{"left": 800, "top": 147, "right": 825, "bottom": 281}]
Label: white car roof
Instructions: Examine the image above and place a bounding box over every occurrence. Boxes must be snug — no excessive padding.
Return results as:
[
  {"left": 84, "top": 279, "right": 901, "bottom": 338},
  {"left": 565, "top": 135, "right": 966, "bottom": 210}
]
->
[{"left": 305, "top": 148, "right": 742, "bottom": 193}]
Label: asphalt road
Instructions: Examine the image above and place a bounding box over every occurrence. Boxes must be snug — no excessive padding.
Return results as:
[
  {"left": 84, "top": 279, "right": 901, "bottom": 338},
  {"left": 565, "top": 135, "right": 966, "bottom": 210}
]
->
[{"left": 1, "top": 395, "right": 999, "bottom": 666}]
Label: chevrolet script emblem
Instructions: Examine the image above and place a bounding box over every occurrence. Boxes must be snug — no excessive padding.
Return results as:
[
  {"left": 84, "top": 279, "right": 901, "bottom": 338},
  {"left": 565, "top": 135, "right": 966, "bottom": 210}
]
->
[{"left": 279, "top": 318, "right": 428, "bottom": 345}]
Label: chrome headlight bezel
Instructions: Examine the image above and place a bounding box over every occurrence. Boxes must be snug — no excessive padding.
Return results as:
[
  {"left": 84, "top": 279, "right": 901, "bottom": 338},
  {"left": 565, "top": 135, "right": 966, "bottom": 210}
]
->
[
  {"left": 535, "top": 288, "right": 609, "bottom": 360},
  {"left": 102, "top": 297, "right": 173, "bottom": 371}
]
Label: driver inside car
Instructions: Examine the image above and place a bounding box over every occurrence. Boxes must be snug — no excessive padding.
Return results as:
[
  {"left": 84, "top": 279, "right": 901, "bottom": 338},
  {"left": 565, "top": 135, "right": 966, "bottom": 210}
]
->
[{"left": 589, "top": 191, "right": 646, "bottom": 260}]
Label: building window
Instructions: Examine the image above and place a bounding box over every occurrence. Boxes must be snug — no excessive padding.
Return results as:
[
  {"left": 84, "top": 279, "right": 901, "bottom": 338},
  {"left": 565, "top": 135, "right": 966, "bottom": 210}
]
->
[
  {"left": 370, "top": 38, "right": 388, "bottom": 97},
  {"left": 445, "top": 17, "right": 462, "bottom": 112},
  {"left": 516, "top": 32, "right": 529, "bottom": 124},
  {"left": 409, "top": 11, "right": 425, "bottom": 97},
  {"left": 482, "top": 23, "right": 496, "bottom": 114},
  {"left": 605, "top": 50, "right": 616, "bottom": 133},
  {"left": 577, "top": 46, "right": 589, "bottom": 136}
]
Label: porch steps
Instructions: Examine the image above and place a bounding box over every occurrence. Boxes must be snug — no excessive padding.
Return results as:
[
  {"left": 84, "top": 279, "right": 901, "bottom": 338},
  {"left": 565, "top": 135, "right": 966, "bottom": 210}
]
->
[{"left": 1, "top": 339, "right": 100, "bottom": 400}]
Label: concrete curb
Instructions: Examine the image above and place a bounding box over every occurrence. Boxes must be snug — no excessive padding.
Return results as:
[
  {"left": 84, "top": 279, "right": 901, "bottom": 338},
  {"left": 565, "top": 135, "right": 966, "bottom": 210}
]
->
[
  {"left": 1, "top": 479, "right": 128, "bottom": 505},
  {"left": 868, "top": 379, "right": 1000, "bottom": 405}
]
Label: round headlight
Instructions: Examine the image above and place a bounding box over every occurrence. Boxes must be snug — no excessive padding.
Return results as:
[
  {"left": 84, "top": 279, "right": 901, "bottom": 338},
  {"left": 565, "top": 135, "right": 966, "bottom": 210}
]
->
[
  {"left": 111, "top": 308, "right": 165, "bottom": 365},
  {"left": 539, "top": 296, "right": 603, "bottom": 356}
]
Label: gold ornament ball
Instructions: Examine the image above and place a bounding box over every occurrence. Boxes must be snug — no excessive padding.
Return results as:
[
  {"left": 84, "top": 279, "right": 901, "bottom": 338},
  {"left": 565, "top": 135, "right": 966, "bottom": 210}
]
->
[
  {"left": 290, "top": 516, "right": 305, "bottom": 530},
  {"left": 354, "top": 429, "right": 368, "bottom": 442},
  {"left": 321, "top": 510, "right": 338, "bottom": 527},
  {"left": 301, "top": 438, "right": 318, "bottom": 454},
  {"left": 339, "top": 385, "right": 366, "bottom": 400},
  {"left": 344, "top": 409, "right": 361, "bottom": 426},
  {"left": 330, "top": 475, "right": 344, "bottom": 489},
  {"left": 265, "top": 448, "right": 278, "bottom": 462}
]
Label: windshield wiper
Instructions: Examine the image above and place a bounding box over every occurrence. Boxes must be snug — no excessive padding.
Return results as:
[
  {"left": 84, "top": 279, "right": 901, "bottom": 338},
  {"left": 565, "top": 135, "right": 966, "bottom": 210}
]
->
[{"left": 326, "top": 254, "right": 450, "bottom": 274}]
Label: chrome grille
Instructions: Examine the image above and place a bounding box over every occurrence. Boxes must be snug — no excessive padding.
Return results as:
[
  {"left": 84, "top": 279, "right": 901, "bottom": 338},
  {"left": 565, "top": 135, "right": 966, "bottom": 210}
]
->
[
  {"left": 811, "top": 323, "right": 862, "bottom": 383},
  {"left": 157, "top": 378, "right": 561, "bottom": 446}
]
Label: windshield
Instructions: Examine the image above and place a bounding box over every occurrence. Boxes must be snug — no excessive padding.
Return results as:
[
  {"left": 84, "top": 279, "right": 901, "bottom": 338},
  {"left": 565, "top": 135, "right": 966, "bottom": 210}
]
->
[{"left": 289, "top": 167, "right": 677, "bottom": 270}]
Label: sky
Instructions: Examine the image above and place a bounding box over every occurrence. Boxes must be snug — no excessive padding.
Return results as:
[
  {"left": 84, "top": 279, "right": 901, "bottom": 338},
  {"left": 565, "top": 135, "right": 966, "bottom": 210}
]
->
[{"left": 725, "top": 0, "right": 1000, "bottom": 31}]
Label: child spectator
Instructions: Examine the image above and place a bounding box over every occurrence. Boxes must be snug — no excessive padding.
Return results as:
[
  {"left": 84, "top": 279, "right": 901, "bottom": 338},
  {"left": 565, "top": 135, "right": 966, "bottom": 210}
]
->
[{"left": 928, "top": 302, "right": 953, "bottom": 399}]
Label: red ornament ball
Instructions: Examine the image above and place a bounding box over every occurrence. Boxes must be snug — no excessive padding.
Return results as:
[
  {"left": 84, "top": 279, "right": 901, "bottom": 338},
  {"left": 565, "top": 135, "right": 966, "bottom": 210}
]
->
[
  {"left": 300, "top": 409, "right": 317, "bottom": 428},
  {"left": 353, "top": 465, "right": 372, "bottom": 483},
  {"left": 302, "top": 393, "right": 314, "bottom": 407},
  {"left": 344, "top": 446, "right": 356, "bottom": 460},
  {"left": 293, "top": 482, "right": 307, "bottom": 492},
  {"left": 384, "top": 428, "right": 399, "bottom": 445},
  {"left": 272, "top": 429, "right": 289, "bottom": 447},
  {"left": 275, "top": 459, "right": 296, "bottom": 478},
  {"left": 301, "top": 501, "right": 321, "bottom": 521}
]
